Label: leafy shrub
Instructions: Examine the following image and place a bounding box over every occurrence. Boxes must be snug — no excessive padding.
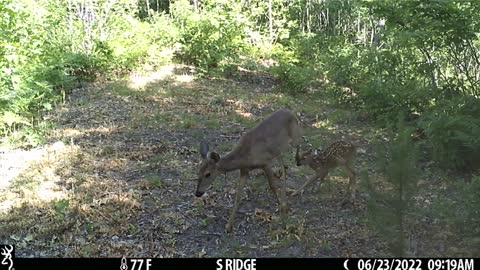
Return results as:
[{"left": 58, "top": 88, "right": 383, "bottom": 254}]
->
[
  {"left": 0, "top": 0, "right": 57, "bottom": 134},
  {"left": 420, "top": 98, "right": 480, "bottom": 170},
  {"left": 0, "top": 0, "right": 181, "bottom": 141},
  {"left": 269, "top": 43, "right": 317, "bottom": 94},
  {"left": 455, "top": 176, "right": 480, "bottom": 253},
  {"left": 272, "top": 61, "right": 316, "bottom": 94},
  {"left": 432, "top": 176, "right": 480, "bottom": 256},
  {"left": 108, "top": 14, "right": 179, "bottom": 73},
  {"left": 319, "top": 43, "right": 433, "bottom": 124},
  {"left": 172, "top": 0, "right": 247, "bottom": 74},
  {"left": 365, "top": 118, "right": 420, "bottom": 256}
]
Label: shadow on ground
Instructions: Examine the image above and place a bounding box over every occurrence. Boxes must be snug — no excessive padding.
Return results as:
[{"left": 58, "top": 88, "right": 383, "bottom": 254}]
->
[{"left": 1, "top": 64, "right": 387, "bottom": 257}]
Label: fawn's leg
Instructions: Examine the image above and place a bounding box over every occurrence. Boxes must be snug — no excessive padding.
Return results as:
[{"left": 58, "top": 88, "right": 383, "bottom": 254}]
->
[
  {"left": 292, "top": 170, "right": 327, "bottom": 196},
  {"left": 335, "top": 157, "right": 355, "bottom": 203},
  {"left": 226, "top": 169, "right": 248, "bottom": 232},
  {"left": 344, "top": 163, "right": 356, "bottom": 201}
]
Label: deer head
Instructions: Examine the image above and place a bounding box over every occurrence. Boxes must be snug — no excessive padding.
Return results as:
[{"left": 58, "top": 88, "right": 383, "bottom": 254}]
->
[
  {"left": 195, "top": 141, "right": 221, "bottom": 197},
  {"left": 295, "top": 145, "right": 313, "bottom": 166}
]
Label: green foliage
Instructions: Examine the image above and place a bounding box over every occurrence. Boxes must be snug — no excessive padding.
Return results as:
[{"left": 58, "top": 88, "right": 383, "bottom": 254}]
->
[
  {"left": 108, "top": 13, "right": 179, "bottom": 72},
  {"left": 172, "top": 0, "right": 247, "bottom": 74},
  {"left": 432, "top": 176, "right": 480, "bottom": 255},
  {"left": 365, "top": 118, "right": 420, "bottom": 257},
  {"left": 271, "top": 45, "right": 316, "bottom": 94},
  {"left": 419, "top": 98, "right": 480, "bottom": 170},
  {"left": 274, "top": 62, "right": 315, "bottom": 94},
  {"left": 1, "top": 0, "right": 479, "bottom": 176},
  {"left": 454, "top": 177, "right": 480, "bottom": 254},
  {"left": 0, "top": 0, "right": 60, "bottom": 136},
  {"left": 282, "top": 0, "right": 480, "bottom": 171},
  {"left": 54, "top": 199, "right": 70, "bottom": 221},
  {"left": 0, "top": 0, "right": 179, "bottom": 143}
]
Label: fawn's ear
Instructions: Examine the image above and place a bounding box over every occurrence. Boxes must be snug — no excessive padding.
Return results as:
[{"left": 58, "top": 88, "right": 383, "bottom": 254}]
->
[
  {"left": 208, "top": 151, "right": 221, "bottom": 162},
  {"left": 200, "top": 141, "right": 209, "bottom": 159}
]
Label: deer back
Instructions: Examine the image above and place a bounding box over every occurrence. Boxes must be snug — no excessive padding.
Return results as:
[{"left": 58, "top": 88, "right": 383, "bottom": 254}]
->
[{"left": 221, "top": 108, "right": 301, "bottom": 169}]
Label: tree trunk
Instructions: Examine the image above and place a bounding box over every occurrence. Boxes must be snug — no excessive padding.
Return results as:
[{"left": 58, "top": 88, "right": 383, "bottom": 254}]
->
[
  {"left": 146, "top": 0, "right": 151, "bottom": 17},
  {"left": 269, "top": 0, "right": 274, "bottom": 43},
  {"left": 193, "top": 0, "right": 199, "bottom": 13},
  {"left": 306, "top": 0, "right": 311, "bottom": 35}
]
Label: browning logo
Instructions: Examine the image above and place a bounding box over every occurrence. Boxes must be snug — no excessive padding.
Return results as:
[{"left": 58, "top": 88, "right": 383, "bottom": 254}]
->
[{"left": 0, "top": 245, "right": 14, "bottom": 270}]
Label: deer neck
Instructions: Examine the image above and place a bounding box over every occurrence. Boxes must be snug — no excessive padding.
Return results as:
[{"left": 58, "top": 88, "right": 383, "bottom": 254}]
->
[{"left": 217, "top": 149, "right": 245, "bottom": 172}]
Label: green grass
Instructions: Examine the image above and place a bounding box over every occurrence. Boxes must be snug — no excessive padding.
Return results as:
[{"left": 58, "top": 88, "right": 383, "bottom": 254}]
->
[
  {"left": 100, "top": 145, "right": 115, "bottom": 157},
  {"left": 145, "top": 174, "right": 165, "bottom": 188},
  {"left": 205, "top": 118, "right": 221, "bottom": 128},
  {"left": 328, "top": 108, "right": 355, "bottom": 124},
  {"left": 111, "top": 83, "right": 138, "bottom": 97}
]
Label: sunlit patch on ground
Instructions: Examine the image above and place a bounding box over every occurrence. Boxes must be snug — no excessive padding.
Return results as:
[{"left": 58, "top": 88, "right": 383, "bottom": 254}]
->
[
  {"left": 312, "top": 119, "right": 332, "bottom": 129},
  {"left": 0, "top": 141, "right": 72, "bottom": 212},
  {"left": 0, "top": 137, "right": 142, "bottom": 256},
  {"left": 3, "top": 65, "right": 453, "bottom": 257},
  {"left": 128, "top": 64, "right": 196, "bottom": 90},
  {"left": 235, "top": 109, "right": 253, "bottom": 118},
  {"left": 0, "top": 141, "right": 67, "bottom": 193}
]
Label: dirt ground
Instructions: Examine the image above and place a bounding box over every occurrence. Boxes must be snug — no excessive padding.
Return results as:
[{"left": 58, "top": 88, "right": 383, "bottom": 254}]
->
[{"left": 0, "top": 65, "right": 463, "bottom": 257}]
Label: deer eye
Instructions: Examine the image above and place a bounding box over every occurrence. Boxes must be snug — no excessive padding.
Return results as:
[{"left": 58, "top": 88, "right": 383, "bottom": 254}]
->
[{"left": 205, "top": 173, "right": 211, "bottom": 178}]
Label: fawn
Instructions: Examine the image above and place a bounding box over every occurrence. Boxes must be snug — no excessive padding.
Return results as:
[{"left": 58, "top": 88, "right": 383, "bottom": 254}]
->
[{"left": 293, "top": 140, "right": 357, "bottom": 201}]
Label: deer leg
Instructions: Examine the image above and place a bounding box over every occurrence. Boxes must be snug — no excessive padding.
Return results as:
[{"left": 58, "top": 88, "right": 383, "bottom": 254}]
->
[
  {"left": 226, "top": 170, "right": 248, "bottom": 232},
  {"left": 278, "top": 156, "right": 287, "bottom": 214},
  {"left": 263, "top": 166, "right": 287, "bottom": 214},
  {"left": 292, "top": 170, "right": 327, "bottom": 196},
  {"left": 344, "top": 164, "right": 356, "bottom": 201},
  {"left": 335, "top": 157, "right": 355, "bottom": 203},
  {"left": 263, "top": 166, "right": 279, "bottom": 202}
]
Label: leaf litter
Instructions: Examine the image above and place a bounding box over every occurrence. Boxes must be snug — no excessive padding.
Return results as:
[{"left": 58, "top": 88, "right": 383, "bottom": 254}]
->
[{"left": 0, "top": 64, "right": 459, "bottom": 257}]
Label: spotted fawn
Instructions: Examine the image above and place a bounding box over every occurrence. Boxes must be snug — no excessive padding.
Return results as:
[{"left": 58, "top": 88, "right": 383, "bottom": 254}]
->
[{"left": 294, "top": 140, "right": 357, "bottom": 201}]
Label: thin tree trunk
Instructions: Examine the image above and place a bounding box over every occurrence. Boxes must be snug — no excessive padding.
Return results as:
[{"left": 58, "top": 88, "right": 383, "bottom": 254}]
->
[
  {"left": 146, "top": 0, "right": 151, "bottom": 17},
  {"left": 269, "top": 0, "right": 274, "bottom": 43},
  {"left": 397, "top": 176, "right": 405, "bottom": 258},
  {"left": 193, "top": 0, "right": 199, "bottom": 12},
  {"left": 67, "top": 0, "right": 74, "bottom": 50},
  {"left": 306, "top": 0, "right": 311, "bottom": 35},
  {"left": 420, "top": 47, "right": 439, "bottom": 91}
]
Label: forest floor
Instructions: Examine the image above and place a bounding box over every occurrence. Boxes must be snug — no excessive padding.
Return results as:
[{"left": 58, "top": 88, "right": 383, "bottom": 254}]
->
[{"left": 0, "top": 64, "right": 465, "bottom": 257}]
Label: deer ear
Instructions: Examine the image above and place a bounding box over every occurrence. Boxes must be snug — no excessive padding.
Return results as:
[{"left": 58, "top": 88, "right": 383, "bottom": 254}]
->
[
  {"left": 208, "top": 151, "right": 221, "bottom": 162},
  {"left": 200, "top": 141, "right": 209, "bottom": 159}
]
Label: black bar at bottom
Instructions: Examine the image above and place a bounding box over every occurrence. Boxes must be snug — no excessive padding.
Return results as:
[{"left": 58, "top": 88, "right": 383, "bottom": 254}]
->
[{"left": 15, "top": 257, "right": 479, "bottom": 270}]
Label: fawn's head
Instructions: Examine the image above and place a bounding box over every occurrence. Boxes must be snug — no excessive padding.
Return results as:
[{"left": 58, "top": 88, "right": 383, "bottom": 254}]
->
[
  {"left": 296, "top": 145, "right": 313, "bottom": 166},
  {"left": 195, "top": 141, "right": 221, "bottom": 197}
]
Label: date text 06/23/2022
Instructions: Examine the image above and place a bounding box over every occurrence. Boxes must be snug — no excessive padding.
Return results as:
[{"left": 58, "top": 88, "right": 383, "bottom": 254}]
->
[{"left": 355, "top": 259, "right": 474, "bottom": 270}]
